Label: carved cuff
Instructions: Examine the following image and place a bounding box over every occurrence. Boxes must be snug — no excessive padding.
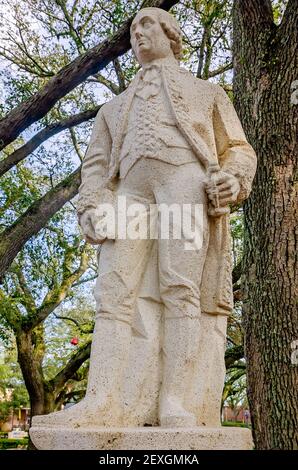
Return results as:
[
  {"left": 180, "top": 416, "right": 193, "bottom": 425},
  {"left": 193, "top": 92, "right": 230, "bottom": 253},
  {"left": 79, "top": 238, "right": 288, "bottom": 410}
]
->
[
  {"left": 76, "top": 187, "right": 115, "bottom": 216},
  {"left": 221, "top": 159, "right": 255, "bottom": 203},
  {"left": 237, "top": 176, "right": 254, "bottom": 202},
  {"left": 226, "top": 167, "right": 254, "bottom": 203}
]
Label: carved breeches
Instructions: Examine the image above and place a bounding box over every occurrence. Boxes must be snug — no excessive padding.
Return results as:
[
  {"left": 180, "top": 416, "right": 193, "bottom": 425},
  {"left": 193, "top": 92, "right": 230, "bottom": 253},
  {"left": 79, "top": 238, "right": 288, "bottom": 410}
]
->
[{"left": 94, "top": 158, "right": 210, "bottom": 325}]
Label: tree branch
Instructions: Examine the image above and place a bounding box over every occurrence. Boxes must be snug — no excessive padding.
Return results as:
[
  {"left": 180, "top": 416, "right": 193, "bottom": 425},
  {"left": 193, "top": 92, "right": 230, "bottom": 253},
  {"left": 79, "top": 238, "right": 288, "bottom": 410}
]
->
[
  {"left": 29, "top": 245, "right": 90, "bottom": 329},
  {"left": 69, "top": 128, "right": 84, "bottom": 162},
  {"left": 0, "top": 0, "right": 179, "bottom": 150},
  {"left": 0, "top": 168, "right": 81, "bottom": 281},
  {"left": 0, "top": 107, "right": 100, "bottom": 177},
  {"left": 17, "top": 25, "right": 54, "bottom": 76},
  {"left": 232, "top": 259, "right": 242, "bottom": 284},
  {"left": 72, "top": 274, "right": 97, "bottom": 287},
  {"left": 113, "top": 57, "right": 127, "bottom": 92},
  {"left": 10, "top": 263, "right": 37, "bottom": 313},
  {"left": 55, "top": 388, "right": 85, "bottom": 408},
  {"left": 0, "top": 47, "right": 54, "bottom": 78},
  {"left": 53, "top": 313, "right": 94, "bottom": 334},
  {"left": 208, "top": 62, "right": 233, "bottom": 78},
  {"left": 89, "top": 72, "right": 120, "bottom": 95},
  {"left": 55, "top": 0, "right": 86, "bottom": 54},
  {"left": 196, "top": 25, "right": 208, "bottom": 78},
  {"left": 48, "top": 340, "right": 91, "bottom": 393},
  {"left": 225, "top": 345, "right": 244, "bottom": 370}
]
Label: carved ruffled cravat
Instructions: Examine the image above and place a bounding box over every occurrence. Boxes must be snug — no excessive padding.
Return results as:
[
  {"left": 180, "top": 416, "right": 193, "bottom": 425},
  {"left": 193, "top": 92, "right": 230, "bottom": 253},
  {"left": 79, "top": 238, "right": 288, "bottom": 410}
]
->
[{"left": 135, "top": 64, "right": 162, "bottom": 100}]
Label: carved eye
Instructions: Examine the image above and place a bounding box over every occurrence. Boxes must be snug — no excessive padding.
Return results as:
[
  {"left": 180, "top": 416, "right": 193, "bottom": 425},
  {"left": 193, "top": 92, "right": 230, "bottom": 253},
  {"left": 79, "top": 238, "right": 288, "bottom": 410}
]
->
[{"left": 142, "top": 18, "right": 153, "bottom": 29}]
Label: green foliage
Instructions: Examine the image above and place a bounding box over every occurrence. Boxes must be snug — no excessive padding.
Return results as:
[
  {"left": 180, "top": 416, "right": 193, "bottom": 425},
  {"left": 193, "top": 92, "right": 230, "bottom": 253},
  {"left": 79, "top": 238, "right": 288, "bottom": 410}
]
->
[
  {"left": 43, "top": 296, "right": 94, "bottom": 383},
  {"left": 0, "top": 346, "right": 29, "bottom": 422},
  {"left": 0, "top": 438, "right": 28, "bottom": 449},
  {"left": 272, "top": 0, "right": 287, "bottom": 24},
  {"left": 230, "top": 210, "right": 244, "bottom": 265},
  {"left": 222, "top": 421, "right": 250, "bottom": 428}
]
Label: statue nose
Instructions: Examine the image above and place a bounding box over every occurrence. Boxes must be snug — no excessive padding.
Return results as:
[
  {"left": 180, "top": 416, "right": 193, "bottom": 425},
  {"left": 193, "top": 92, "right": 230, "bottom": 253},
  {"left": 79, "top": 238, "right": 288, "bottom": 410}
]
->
[{"left": 135, "top": 30, "right": 143, "bottom": 39}]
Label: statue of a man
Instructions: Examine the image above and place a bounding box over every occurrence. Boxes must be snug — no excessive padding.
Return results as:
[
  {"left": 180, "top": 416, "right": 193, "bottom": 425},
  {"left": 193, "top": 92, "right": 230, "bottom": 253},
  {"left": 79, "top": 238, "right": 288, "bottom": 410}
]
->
[{"left": 33, "top": 7, "right": 256, "bottom": 430}]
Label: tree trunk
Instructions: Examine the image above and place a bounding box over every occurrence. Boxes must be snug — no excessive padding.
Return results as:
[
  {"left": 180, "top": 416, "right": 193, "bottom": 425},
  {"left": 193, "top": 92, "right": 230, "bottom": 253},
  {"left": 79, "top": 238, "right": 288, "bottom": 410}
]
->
[
  {"left": 16, "top": 330, "right": 46, "bottom": 420},
  {"left": 233, "top": 0, "right": 298, "bottom": 449},
  {"left": 16, "top": 329, "right": 91, "bottom": 415},
  {"left": 16, "top": 330, "right": 47, "bottom": 450},
  {"left": 43, "top": 391, "right": 58, "bottom": 414}
]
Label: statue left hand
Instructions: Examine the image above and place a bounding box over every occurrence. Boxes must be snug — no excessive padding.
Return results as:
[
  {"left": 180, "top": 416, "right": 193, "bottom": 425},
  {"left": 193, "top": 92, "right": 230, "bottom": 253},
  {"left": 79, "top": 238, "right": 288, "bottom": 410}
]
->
[{"left": 205, "top": 172, "right": 240, "bottom": 207}]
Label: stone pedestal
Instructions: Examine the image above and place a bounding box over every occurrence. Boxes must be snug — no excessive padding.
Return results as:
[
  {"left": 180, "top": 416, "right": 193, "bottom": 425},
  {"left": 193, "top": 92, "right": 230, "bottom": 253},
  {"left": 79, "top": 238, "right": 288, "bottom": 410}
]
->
[{"left": 30, "top": 426, "right": 253, "bottom": 450}]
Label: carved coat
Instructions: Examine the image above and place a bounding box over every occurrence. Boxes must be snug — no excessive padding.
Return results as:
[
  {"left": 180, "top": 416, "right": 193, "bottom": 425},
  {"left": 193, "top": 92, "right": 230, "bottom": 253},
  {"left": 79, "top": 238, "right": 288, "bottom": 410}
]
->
[{"left": 77, "top": 62, "right": 257, "bottom": 316}]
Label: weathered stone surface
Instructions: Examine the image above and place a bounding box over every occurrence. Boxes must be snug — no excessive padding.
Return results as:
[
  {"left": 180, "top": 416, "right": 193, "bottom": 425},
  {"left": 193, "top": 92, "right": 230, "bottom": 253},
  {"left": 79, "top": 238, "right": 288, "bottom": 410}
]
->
[
  {"left": 30, "top": 426, "right": 253, "bottom": 450},
  {"left": 31, "top": 7, "right": 256, "bottom": 449}
]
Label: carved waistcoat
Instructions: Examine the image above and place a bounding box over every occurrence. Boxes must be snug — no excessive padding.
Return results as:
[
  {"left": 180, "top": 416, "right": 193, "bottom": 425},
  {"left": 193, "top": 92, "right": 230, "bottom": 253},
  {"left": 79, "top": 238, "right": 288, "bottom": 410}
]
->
[{"left": 119, "top": 78, "right": 197, "bottom": 179}]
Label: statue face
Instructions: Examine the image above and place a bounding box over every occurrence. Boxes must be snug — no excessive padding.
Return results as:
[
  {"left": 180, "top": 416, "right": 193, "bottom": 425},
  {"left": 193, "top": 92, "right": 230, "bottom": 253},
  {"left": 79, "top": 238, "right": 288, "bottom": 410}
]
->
[{"left": 130, "top": 10, "right": 173, "bottom": 65}]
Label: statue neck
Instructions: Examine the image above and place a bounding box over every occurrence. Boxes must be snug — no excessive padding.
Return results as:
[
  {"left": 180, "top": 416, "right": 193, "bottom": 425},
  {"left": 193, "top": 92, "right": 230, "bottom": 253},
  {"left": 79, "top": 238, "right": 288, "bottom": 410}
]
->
[{"left": 140, "top": 56, "right": 178, "bottom": 69}]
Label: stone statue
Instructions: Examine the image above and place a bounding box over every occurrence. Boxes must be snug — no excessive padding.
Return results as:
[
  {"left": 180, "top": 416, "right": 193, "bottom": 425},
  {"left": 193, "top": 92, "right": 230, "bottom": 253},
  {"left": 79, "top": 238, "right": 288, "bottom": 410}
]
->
[{"left": 30, "top": 7, "right": 257, "bottom": 449}]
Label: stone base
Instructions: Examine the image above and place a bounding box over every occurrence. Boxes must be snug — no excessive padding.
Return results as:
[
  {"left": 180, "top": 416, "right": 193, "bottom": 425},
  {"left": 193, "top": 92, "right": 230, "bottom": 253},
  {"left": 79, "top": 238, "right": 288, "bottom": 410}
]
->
[{"left": 30, "top": 426, "right": 253, "bottom": 450}]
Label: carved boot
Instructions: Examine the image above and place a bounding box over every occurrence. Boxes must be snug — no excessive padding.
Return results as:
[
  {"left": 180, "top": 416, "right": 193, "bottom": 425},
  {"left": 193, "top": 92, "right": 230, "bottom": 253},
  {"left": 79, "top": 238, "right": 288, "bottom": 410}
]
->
[
  {"left": 32, "top": 318, "right": 132, "bottom": 428},
  {"left": 159, "top": 316, "right": 200, "bottom": 427}
]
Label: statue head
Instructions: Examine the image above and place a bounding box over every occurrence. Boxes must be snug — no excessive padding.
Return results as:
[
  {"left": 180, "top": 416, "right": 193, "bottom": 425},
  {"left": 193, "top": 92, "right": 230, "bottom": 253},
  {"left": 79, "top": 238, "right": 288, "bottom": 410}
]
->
[{"left": 130, "top": 7, "right": 182, "bottom": 66}]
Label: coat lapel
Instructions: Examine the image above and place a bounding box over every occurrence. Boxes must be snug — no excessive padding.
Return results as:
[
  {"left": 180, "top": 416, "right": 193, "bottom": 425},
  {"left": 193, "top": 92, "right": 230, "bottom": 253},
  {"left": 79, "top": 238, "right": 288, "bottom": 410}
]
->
[
  {"left": 162, "top": 65, "right": 214, "bottom": 171},
  {"left": 108, "top": 72, "right": 141, "bottom": 179}
]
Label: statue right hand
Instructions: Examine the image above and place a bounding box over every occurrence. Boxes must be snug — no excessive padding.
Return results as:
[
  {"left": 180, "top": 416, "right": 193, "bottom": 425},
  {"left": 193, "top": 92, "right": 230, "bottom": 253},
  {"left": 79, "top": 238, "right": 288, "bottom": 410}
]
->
[{"left": 79, "top": 209, "right": 107, "bottom": 245}]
